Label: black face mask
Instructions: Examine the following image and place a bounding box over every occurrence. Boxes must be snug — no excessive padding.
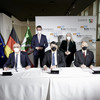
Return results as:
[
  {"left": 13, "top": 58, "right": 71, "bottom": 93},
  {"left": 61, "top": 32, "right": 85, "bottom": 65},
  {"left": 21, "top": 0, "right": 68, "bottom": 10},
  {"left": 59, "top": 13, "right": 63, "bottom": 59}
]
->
[
  {"left": 82, "top": 46, "right": 87, "bottom": 50},
  {"left": 51, "top": 47, "right": 56, "bottom": 51}
]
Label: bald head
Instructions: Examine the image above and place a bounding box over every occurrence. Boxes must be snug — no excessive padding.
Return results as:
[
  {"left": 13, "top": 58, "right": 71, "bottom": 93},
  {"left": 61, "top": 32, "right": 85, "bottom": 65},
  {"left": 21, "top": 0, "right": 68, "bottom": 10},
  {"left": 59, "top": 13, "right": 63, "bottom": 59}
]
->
[
  {"left": 81, "top": 41, "right": 88, "bottom": 47},
  {"left": 81, "top": 41, "right": 88, "bottom": 51}
]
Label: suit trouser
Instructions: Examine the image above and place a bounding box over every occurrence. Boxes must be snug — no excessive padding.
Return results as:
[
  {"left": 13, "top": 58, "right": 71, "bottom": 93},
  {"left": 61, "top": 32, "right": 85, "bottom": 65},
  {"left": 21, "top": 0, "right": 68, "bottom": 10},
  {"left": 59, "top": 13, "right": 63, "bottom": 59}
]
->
[{"left": 34, "top": 54, "right": 44, "bottom": 68}]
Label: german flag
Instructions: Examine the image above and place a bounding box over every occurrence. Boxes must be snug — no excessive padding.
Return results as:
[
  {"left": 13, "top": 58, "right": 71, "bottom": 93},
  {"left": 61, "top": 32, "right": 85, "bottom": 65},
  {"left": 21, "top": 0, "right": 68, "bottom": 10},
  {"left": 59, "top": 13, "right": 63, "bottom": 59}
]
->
[{"left": 5, "top": 27, "right": 20, "bottom": 58}]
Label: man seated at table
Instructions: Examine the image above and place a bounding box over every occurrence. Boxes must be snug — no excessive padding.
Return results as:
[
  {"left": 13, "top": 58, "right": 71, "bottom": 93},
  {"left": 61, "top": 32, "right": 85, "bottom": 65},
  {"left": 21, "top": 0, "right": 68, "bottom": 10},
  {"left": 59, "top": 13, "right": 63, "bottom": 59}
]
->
[
  {"left": 42, "top": 41, "right": 65, "bottom": 70},
  {"left": 4, "top": 43, "right": 31, "bottom": 71},
  {"left": 74, "top": 41, "right": 94, "bottom": 68}
]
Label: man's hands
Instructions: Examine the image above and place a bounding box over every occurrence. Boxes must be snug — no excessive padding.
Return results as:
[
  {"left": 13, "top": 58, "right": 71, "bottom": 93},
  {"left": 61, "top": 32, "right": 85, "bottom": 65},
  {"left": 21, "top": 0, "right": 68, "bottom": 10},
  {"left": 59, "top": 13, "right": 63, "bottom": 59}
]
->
[
  {"left": 90, "top": 65, "right": 94, "bottom": 69},
  {"left": 80, "top": 64, "right": 94, "bottom": 69},
  {"left": 44, "top": 65, "right": 57, "bottom": 70},
  {"left": 36, "top": 47, "right": 43, "bottom": 50},
  {"left": 65, "top": 51, "right": 71, "bottom": 55},
  {"left": 4, "top": 67, "right": 9, "bottom": 71},
  {"left": 4, "top": 66, "right": 31, "bottom": 71},
  {"left": 80, "top": 64, "right": 87, "bottom": 68},
  {"left": 44, "top": 65, "right": 49, "bottom": 70},
  {"left": 25, "top": 66, "right": 31, "bottom": 70},
  {"left": 50, "top": 65, "right": 57, "bottom": 69}
]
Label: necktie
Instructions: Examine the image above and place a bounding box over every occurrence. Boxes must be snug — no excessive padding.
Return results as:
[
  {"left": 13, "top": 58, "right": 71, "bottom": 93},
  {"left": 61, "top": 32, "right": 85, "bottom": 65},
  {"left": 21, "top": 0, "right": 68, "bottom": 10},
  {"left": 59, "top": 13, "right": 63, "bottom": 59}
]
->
[
  {"left": 83, "top": 52, "right": 86, "bottom": 58},
  {"left": 52, "top": 53, "right": 55, "bottom": 66},
  {"left": 15, "top": 54, "right": 18, "bottom": 72}
]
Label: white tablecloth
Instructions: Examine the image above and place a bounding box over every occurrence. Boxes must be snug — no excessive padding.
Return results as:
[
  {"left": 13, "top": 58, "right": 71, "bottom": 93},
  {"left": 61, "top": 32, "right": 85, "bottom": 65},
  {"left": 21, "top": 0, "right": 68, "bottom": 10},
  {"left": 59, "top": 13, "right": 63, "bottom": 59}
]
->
[
  {"left": 49, "top": 68, "right": 100, "bottom": 100},
  {"left": 0, "top": 67, "right": 100, "bottom": 100},
  {"left": 0, "top": 68, "right": 49, "bottom": 100}
]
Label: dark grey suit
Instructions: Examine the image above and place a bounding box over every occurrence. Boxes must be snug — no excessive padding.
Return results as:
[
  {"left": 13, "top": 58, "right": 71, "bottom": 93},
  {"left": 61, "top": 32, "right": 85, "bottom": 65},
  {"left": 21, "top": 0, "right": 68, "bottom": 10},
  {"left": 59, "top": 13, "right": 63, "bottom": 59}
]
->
[
  {"left": 4, "top": 51, "right": 31, "bottom": 68},
  {"left": 42, "top": 50, "right": 65, "bottom": 67},
  {"left": 74, "top": 50, "right": 94, "bottom": 67}
]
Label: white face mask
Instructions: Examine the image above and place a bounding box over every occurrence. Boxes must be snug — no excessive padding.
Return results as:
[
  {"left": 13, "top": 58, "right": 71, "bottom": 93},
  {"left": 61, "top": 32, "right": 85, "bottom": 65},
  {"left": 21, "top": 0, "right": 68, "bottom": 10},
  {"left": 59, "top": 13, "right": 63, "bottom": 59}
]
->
[
  {"left": 14, "top": 48, "right": 20, "bottom": 53},
  {"left": 37, "top": 31, "right": 41, "bottom": 34},
  {"left": 67, "top": 37, "right": 71, "bottom": 41}
]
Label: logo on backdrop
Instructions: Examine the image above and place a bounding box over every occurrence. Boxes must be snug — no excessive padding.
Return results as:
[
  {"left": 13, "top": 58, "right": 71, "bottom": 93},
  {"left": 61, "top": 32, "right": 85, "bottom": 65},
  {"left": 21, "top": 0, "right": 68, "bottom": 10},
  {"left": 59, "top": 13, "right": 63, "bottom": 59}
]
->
[
  {"left": 89, "top": 19, "right": 93, "bottom": 23},
  {"left": 80, "top": 25, "right": 96, "bottom": 31}
]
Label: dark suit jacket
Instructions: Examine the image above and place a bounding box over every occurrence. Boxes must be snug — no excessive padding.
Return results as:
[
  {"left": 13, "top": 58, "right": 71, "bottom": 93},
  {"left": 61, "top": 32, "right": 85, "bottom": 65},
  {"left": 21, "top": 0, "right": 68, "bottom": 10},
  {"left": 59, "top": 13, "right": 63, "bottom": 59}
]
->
[
  {"left": 60, "top": 40, "right": 76, "bottom": 60},
  {"left": 74, "top": 50, "right": 94, "bottom": 67},
  {"left": 4, "top": 51, "right": 31, "bottom": 68},
  {"left": 42, "top": 50, "right": 65, "bottom": 67},
  {"left": 31, "top": 34, "right": 48, "bottom": 56}
]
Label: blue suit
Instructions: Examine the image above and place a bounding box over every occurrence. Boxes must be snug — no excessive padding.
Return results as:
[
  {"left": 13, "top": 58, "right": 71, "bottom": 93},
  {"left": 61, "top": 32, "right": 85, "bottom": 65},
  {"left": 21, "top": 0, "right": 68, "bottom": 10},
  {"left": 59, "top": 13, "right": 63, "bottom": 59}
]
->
[
  {"left": 31, "top": 34, "right": 48, "bottom": 67},
  {"left": 3, "top": 51, "right": 31, "bottom": 68}
]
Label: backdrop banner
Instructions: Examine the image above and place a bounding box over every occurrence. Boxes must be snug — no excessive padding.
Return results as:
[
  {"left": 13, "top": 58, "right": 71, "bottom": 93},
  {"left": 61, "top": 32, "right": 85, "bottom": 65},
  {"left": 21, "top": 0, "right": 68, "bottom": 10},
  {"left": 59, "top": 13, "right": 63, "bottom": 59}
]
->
[{"left": 36, "top": 16, "right": 96, "bottom": 61}]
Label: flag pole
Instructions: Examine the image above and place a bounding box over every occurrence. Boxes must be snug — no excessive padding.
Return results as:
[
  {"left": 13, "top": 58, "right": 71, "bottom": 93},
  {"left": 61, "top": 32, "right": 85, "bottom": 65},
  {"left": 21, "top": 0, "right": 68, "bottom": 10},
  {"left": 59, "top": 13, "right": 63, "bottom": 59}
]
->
[
  {"left": 27, "top": 19, "right": 29, "bottom": 27},
  {"left": 12, "top": 20, "right": 14, "bottom": 28}
]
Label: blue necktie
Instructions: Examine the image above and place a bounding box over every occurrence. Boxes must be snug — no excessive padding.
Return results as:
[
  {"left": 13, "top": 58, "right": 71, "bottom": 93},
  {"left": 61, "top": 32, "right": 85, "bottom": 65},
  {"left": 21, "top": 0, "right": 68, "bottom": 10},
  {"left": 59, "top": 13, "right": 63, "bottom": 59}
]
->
[
  {"left": 52, "top": 53, "right": 55, "bottom": 66},
  {"left": 15, "top": 54, "right": 18, "bottom": 72}
]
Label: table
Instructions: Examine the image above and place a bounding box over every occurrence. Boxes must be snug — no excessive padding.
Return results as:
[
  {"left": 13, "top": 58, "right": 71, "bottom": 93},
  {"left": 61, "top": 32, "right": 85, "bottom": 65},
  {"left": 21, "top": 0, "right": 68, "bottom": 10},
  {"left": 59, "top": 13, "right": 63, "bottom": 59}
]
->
[
  {"left": 0, "top": 67, "right": 100, "bottom": 100},
  {"left": 49, "top": 68, "right": 100, "bottom": 100},
  {"left": 0, "top": 68, "right": 49, "bottom": 100}
]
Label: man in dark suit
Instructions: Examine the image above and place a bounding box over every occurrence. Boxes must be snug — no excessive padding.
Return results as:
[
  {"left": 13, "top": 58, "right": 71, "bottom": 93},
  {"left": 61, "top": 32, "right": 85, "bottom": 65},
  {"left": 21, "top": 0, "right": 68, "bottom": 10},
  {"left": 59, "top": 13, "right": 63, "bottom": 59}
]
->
[
  {"left": 60, "top": 33, "right": 76, "bottom": 67},
  {"left": 74, "top": 41, "right": 94, "bottom": 68},
  {"left": 42, "top": 41, "right": 65, "bottom": 70},
  {"left": 31, "top": 25, "right": 48, "bottom": 67},
  {"left": 4, "top": 43, "right": 31, "bottom": 71}
]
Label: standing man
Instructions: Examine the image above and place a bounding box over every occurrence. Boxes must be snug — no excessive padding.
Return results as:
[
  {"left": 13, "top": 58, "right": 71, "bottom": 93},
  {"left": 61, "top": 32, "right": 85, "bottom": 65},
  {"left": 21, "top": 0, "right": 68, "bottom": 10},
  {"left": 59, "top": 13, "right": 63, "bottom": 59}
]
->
[{"left": 31, "top": 25, "right": 48, "bottom": 67}]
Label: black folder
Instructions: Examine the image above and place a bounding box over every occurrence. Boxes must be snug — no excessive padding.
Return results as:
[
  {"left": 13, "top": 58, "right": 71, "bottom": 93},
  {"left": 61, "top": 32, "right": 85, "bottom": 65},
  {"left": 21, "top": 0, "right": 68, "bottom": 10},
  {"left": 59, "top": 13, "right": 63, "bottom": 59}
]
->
[{"left": 2, "top": 72, "right": 13, "bottom": 76}]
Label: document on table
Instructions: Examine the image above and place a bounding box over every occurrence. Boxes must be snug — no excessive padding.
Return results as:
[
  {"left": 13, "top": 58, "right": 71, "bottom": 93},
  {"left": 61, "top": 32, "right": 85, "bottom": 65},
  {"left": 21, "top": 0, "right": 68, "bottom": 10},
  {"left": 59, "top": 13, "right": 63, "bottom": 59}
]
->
[
  {"left": 42, "top": 68, "right": 51, "bottom": 73},
  {"left": 0, "top": 69, "right": 3, "bottom": 74},
  {"left": 91, "top": 67, "right": 100, "bottom": 71},
  {"left": 21, "top": 68, "right": 42, "bottom": 78},
  {"left": 82, "top": 67, "right": 93, "bottom": 73},
  {"left": 2, "top": 68, "right": 26, "bottom": 74},
  {"left": 42, "top": 68, "right": 61, "bottom": 73}
]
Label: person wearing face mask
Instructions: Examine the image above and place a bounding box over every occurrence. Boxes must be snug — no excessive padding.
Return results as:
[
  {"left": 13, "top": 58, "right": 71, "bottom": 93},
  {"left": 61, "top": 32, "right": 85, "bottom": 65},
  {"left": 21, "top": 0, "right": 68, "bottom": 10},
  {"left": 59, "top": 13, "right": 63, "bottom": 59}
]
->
[
  {"left": 42, "top": 41, "right": 65, "bottom": 70},
  {"left": 31, "top": 25, "right": 48, "bottom": 68},
  {"left": 60, "top": 33, "right": 76, "bottom": 67},
  {"left": 74, "top": 41, "right": 94, "bottom": 68},
  {"left": 3, "top": 43, "right": 31, "bottom": 71}
]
